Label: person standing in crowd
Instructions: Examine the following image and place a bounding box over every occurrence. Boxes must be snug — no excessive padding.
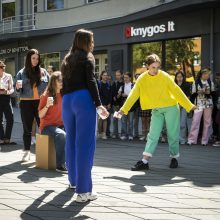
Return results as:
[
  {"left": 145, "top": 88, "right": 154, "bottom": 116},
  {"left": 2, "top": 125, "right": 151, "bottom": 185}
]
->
[
  {"left": 139, "top": 109, "right": 151, "bottom": 141},
  {"left": 213, "top": 73, "right": 220, "bottom": 146},
  {"left": 0, "top": 61, "right": 15, "bottom": 145},
  {"left": 38, "top": 71, "right": 67, "bottom": 173},
  {"left": 15, "top": 49, "right": 49, "bottom": 161},
  {"left": 97, "top": 71, "right": 112, "bottom": 139},
  {"left": 111, "top": 70, "right": 124, "bottom": 139},
  {"left": 174, "top": 71, "right": 192, "bottom": 145},
  {"left": 188, "top": 67, "right": 215, "bottom": 146},
  {"left": 47, "top": 65, "right": 55, "bottom": 76},
  {"left": 106, "top": 74, "right": 113, "bottom": 137},
  {"left": 115, "top": 54, "right": 196, "bottom": 171},
  {"left": 61, "top": 29, "right": 109, "bottom": 203},
  {"left": 133, "top": 73, "right": 141, "bottom": 139},
  {"left": 118, "top": 72, "right": 135, "bottom": 140}
]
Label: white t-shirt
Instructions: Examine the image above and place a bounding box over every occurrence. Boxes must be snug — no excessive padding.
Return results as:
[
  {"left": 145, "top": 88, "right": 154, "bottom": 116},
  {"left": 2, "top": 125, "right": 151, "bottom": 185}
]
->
[{"left": 118, "top": 82, "right": 133, "bottom": 96}]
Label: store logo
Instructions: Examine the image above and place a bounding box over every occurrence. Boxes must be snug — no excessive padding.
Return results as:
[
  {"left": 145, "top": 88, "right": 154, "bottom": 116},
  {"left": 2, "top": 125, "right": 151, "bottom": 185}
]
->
[{"left": 125, "top": 21, "right": 175, "bottom": 38}]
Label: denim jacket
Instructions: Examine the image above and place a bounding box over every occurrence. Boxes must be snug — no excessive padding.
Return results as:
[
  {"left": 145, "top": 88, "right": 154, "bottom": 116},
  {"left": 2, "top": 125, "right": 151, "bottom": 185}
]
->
[{"left": 15, "top": 68, "right": 49, "bottom": 98}]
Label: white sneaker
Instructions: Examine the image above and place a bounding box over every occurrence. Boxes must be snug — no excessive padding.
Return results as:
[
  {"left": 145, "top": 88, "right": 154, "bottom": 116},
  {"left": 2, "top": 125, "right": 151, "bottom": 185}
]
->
[
  {"left": 139, "top": 136, "right": 145, "bottom": 141},
  {"left": 69, "top": 184, "right": 76, "bottom": 189},
  {"left": 22, "top": 150, "right": 30, "bottom": 162},
  {"left": 76, "top": 192, "right": 97, "bottom": 203},
  {"left": 101, "top": 133, "right": 107, "bottom": 140},
  {"left": 31, "top": 136, "right": 36, "bottom": 145},
  {"left": 128, "top": 136, "right": 133, "bottom": 141},
  {"left": 120, "top": 136, "right": 127, "bottom": 140}
]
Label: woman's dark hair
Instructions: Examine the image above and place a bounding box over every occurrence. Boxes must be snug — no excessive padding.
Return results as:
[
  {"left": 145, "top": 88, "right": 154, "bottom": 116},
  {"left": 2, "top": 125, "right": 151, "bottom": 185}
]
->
[
  {"left": 46, "top": 71, "right": 62, "bottom": 104},
  {"left": 197, "top": 66, "right": 211, "bottom": 79},
  {"left": 100, "top": 70, "right": 107, "bottom": 80},
  {"left": 24, "top": 49, "right": 41, "bottom": 87},
  {"left": 61, "top": 29, "right": 93, "bottom": 79},
  {"left": 174, "top": 71, "right": 186, "bottom": 84},
  {"left": 115, "top": 70, "right": 123, "bottom": 75},
  {"left": 145, "top": 54, "right": 161, "bottom": 66},
  {"left": 124, "top": 72, "right": 132, "bottom": 78}
]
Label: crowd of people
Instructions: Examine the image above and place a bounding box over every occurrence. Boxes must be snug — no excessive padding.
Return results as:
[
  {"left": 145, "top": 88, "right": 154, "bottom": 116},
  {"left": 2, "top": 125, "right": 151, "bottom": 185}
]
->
[
  {"left": 0, "top": 28, "right": 220, "bottom": 203},
  {"left": 96, "top": 65, "right": 220, "bottom": 148}
]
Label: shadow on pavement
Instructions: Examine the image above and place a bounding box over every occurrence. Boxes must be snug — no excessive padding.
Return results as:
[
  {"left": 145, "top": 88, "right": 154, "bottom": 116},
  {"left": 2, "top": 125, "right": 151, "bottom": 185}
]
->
[
  {"left": 0, "top": 161, "right": 64, "bottom": 183},
  {"left": 104, "top": 165, "right": 220, "bottom": 191},
  {"left": 20, "top": 189, "right": 90, "bottom": 220}
]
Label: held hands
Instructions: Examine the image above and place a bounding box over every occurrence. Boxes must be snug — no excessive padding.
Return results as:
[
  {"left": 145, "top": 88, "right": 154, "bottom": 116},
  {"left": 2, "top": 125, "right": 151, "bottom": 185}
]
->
[
  {"left": 0, "top": 89, "right": 7, "bottom": 95},
  {"left": 16, "top": 81, "right": 22, "bottom": 90},
  {"left": 113, "top": 110, "right": 124, "bottom": 119},
  {"left": 97, "top": 105, "right": 109, "bottom": 119},
  {"left": 191, "top": 105, "right": 198, "bottom": 111}
]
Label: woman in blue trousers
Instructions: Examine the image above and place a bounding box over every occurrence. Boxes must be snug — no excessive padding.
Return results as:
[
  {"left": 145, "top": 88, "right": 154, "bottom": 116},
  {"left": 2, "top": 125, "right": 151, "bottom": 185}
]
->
[{"left": 61, "top": 29, "right": 109, "bottom": 203}]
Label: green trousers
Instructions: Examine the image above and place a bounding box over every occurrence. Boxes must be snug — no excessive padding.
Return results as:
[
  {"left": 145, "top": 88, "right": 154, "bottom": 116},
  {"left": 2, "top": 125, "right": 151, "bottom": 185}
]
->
[{"left": 143, "top": 105, "right": 180, "bottom": 158}]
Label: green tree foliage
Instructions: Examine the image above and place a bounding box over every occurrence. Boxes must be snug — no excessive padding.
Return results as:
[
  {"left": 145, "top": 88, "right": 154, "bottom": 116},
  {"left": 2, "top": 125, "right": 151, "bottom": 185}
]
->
[{"left": 132, "top": 38, "right": 200, "bottom": 77}]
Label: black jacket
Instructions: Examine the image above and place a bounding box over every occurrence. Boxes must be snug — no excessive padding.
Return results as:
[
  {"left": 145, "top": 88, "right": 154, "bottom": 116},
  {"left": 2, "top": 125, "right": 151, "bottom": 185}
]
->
[
  {"left": 111, "top": 81, "right": 124, "bottom": 106},
  {"left": 62, "top": 50, "right": 101, "bottom": 107}
]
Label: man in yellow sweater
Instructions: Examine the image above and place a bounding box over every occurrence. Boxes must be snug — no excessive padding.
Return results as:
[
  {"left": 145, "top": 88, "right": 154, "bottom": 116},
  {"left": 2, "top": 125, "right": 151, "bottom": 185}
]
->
[{"left": 115, "top": 54, "right": 196, "bottom": 170}]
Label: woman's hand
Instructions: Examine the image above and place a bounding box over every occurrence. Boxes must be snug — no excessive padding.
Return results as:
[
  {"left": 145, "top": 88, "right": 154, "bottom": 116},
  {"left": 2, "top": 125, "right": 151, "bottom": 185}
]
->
[
  {"left": 191, "top": 105, "right": 197, "bottom": 111},
  {"left": 113, "top": 110, "right": 124, "bottom": 119},
  {"left": 122, "top": 93, "right": 127, "bottom": 98},
  {"left": 97, "top": 105, "right": 109, "bottom": 119},
  {"left": 46, "top": 97, "right": 54, "bottom": 108},
  {"left": 0, "top": 89, "right": 7, "bottom": 95},
  {"left": 16, "top": 81, "right": 22, "bottom": 90}
]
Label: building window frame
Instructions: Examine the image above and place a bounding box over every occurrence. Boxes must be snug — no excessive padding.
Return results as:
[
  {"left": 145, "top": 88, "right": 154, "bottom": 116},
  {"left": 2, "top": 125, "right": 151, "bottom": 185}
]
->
[
  {"left": 1, "top": 0, "right": 16, "bottom": 21},
  {"left": 45, "top": 0, "right": 64, "bottom": 11},
  {"left": 40, "top": 52, "right": 61, "bottom": 71},
  {"left": 86, "top": 0, "right": 104, "bottom": 4}
]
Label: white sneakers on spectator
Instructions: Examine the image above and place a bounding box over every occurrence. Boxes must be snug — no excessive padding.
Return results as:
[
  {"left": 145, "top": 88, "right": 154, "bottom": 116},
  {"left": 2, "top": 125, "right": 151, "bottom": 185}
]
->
[
  {"left": 101, "top": 133, "right": 107, "bottom": 140},
  {"left": 120, "top": 136, "right": 127, "bottom": 140},
  {"left": 22, "top": 150, "right": 30, "bottom": 162},
  {"left": 76, "top": 192, "right": 97, "bottom": 203},
  {"left": 128, "top": 136, "right": 133, "bottom": 141},
  {"left": 139, "top": 136, "right": 146, "bottom": 141}
]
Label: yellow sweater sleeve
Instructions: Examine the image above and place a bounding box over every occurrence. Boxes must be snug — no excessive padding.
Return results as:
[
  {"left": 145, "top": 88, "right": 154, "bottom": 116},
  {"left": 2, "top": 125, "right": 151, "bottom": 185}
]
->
[
  {"left": 120, "top": 82, "right": 140, "bottom": 115},
  {"left": 167, "top": 75, "right": 194, "bottom": 112}
]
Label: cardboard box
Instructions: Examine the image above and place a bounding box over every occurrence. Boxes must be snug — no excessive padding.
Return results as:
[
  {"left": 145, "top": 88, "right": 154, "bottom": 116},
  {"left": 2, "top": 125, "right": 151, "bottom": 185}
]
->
[{"left": 36, "top": 134, "right": 56, "bottom": 170}]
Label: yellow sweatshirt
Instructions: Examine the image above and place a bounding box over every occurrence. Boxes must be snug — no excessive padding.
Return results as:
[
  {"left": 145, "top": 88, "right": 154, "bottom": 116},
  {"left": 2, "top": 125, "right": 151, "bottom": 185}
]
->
[{"left": 121, "top": 70, "right": 194, "bottom": 115}]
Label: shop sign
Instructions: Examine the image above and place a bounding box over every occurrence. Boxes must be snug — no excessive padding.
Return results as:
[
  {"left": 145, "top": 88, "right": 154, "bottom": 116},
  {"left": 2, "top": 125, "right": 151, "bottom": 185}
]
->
[
  {"left": 0, "top": 46, "right": 29, "bottom": 55},
  {"left": 125, "top": 21, "right": 175, "bottom": 38}
]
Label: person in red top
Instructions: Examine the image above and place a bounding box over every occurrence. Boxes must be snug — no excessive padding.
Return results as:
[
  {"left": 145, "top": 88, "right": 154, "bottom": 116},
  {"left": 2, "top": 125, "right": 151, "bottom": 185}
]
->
[{"left": 38, "top": 71, "right": 67, "bottom": 173}]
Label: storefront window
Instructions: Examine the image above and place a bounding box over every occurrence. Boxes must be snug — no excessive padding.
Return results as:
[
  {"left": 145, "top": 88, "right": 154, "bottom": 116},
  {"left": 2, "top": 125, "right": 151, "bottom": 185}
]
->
[
  {"left": 40, "top": 52, "right": 60, "bottom": 71},
  {"left": 2, "top": 0, "right": 15, "bottom": 20},
  {"left": 94, "top": 54, "right": 108, "bottom": 79},
  {"left": 46, "top": 0, "right": 64, "bottom": 11},
  {"left": 132, "top": 37, "right": 201, "bottom": 79},
  {"left": 165, "top": 37, "right": 201, "bottom": 78}
]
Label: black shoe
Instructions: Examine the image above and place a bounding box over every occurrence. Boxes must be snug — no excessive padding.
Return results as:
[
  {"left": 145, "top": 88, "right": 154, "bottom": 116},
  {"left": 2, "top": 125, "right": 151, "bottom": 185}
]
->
[
  {"left": 56, "top": 165, "right": 68, "bottom": 174},
  {"left": 131, "top": 160, "right": 149, "bottom": 171},
  {"left": 169, "top": 158, "right": 178, "bottom": 168}
]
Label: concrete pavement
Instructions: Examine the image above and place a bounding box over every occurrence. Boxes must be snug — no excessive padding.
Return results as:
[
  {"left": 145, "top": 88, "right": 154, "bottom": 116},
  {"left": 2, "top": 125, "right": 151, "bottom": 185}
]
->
[{"left": 0, "top": 107, "right": 220, "bottom": 219}]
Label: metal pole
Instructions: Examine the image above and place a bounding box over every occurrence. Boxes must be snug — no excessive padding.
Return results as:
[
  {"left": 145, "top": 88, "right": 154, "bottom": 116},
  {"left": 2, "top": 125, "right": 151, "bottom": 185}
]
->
[{"left": 210, "top": 8, "right": 214, "bottom": 76}]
